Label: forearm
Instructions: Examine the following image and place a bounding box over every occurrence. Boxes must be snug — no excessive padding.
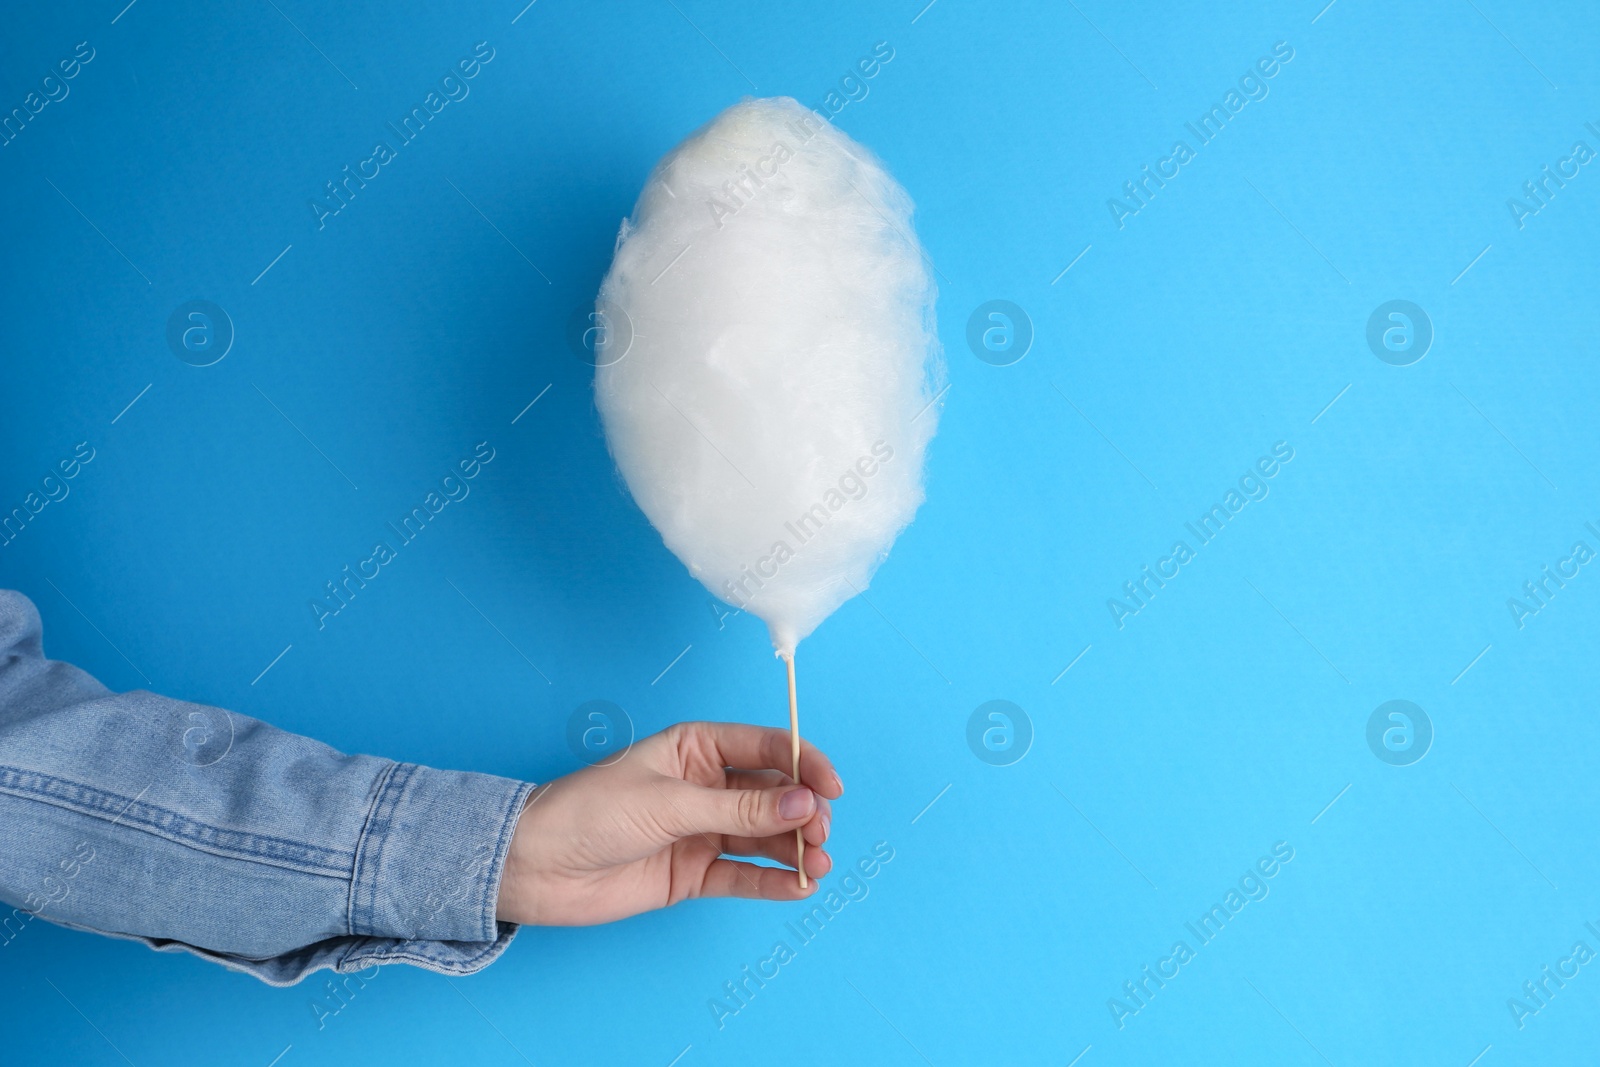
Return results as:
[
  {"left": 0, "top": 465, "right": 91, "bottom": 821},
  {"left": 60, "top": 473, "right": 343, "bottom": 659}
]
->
[{"left": 0, "top": 590, "right": 532, "bottom": 985}]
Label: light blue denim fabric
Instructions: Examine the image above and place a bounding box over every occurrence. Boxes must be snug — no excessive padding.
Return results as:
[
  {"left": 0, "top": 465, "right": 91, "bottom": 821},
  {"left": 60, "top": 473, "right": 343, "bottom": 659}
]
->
[{"left": 0, "top": 589, "right": 534, "bottom": 985}]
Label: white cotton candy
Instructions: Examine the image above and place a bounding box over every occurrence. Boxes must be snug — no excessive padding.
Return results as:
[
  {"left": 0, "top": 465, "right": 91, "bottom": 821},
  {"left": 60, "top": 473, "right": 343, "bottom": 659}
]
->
[{"left": 594, "top": 96, "right": 941, "bottom": 656}]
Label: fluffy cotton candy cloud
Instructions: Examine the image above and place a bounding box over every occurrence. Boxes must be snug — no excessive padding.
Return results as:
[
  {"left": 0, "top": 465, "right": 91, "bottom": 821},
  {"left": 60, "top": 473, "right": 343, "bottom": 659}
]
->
[{"left": 595, "top": 97, "right": 941, "bottom": 655}]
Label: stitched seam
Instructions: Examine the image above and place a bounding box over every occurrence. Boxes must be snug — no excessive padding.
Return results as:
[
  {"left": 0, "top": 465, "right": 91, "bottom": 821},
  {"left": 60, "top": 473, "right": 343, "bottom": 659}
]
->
[
  {"left": 351, "top": 761, "right": 414, "bottom": 936},
  {"left": 0, "top": 766, "right": 351, "bottom": 876},
  {"left": 480, "top": 781, "right": 534, "bottom": 941},
  {"left": 345, "top": 762, "right": 396, "bottom": 938},
  {"left": 364, "top": 762, "right": 412, "bottom": 934},
  {"left": 340, "top": 932, "right": 510, "bottom": 971}
]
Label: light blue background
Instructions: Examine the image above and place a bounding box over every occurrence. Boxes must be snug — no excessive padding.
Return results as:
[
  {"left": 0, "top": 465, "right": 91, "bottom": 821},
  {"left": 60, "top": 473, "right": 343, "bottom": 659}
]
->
[{"left": 3, "top": 0, "right": 1598, "bottom": 1063}]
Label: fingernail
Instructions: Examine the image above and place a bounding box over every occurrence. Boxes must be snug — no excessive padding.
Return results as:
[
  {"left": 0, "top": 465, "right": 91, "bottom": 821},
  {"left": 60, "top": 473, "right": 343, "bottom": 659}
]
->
[
  {"left": 779, "top": 787, "right": 814, "bottom": 820},
  {"left": 833, "top": 772, "right": 844, "bottom": 795},
  {"left": 821, "top": 814, "right": 831, "bottom": 839}
]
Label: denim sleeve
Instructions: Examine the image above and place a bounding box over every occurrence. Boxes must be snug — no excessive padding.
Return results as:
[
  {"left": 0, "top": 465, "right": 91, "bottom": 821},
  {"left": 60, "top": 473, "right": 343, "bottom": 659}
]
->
[{"left": 0, "top": 589, "right": 535, "bottom": 986}]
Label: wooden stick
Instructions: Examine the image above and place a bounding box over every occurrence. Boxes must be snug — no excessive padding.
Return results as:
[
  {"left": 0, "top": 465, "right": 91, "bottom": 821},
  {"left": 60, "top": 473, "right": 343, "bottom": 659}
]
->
[{"left": 785, "top": 653, "right": 806, "bottom": 889}]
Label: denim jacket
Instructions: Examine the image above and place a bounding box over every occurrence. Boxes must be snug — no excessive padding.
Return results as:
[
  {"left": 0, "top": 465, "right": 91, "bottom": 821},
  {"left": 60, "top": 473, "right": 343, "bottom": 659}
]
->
[{"left": 0, "top": 590, "right": 534, "bottom": 985}]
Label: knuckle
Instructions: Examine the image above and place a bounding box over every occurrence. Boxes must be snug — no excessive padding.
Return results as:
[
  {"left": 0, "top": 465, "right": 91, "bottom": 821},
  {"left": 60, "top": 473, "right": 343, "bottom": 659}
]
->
[
  {"left": 663, "top": 721, "right": 696, "bottom": 750},
  {"left": 642, "top": 800, "right": 681, "bottom": 841},
  {"left": 734, "top": 789, "right": 766, "bottom": 832}
]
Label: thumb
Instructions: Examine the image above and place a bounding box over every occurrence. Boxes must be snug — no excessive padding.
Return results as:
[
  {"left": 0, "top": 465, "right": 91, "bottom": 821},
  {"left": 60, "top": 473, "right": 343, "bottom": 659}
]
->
[{"left": 665, "top": 780, "right": 816, "bottom": 840}]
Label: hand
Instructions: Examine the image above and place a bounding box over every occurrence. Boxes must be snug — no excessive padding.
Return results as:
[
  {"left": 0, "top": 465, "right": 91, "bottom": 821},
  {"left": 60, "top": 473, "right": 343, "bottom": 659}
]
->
[{"left": 495, "top": 721, "right": 842, "bottom": 926}]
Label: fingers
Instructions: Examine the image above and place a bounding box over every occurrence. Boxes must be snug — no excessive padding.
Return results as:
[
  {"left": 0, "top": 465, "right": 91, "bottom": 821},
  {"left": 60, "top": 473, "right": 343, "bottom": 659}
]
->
[
  {"left": 803, "top": 806, "right": 830, "bottom": 847},
  {"left": 726, "top": 769, "right": 830, "bottom": 845},
  {"left": 721, "top": 831, "right": 834, "bottom": 878},
  {"left": 697, "top": 854, "right": 831, "bottom": 900},
  {"left": 677, "top": 722, "right": 843, "bottom": 799},
  {"left": 659, "top": 776, "right": 817, "bottom": 841}
]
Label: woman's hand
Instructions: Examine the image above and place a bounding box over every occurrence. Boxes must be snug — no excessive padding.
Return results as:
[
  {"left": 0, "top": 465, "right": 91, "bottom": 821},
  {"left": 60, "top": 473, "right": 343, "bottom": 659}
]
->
[{"left": 495, "top": 721, "right": 842, "bottom": 926}]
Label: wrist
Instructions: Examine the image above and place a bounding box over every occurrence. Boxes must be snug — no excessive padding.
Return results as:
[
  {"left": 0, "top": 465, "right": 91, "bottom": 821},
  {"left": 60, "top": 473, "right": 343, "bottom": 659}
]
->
[{"left": 495, "top": 787, "right": 539, "bottom": 926}]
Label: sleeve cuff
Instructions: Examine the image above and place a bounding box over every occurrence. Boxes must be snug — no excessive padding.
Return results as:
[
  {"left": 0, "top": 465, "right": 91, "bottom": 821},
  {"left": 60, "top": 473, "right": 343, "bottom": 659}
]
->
[{"left": 349, "top": 761, "right": 534, "bottom": 947}]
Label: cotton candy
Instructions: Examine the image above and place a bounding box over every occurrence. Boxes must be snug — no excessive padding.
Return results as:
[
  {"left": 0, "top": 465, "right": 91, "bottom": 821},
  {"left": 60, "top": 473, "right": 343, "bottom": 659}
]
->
[{"left": 594, "top": 96, "right": 940, "bottom": 655}]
